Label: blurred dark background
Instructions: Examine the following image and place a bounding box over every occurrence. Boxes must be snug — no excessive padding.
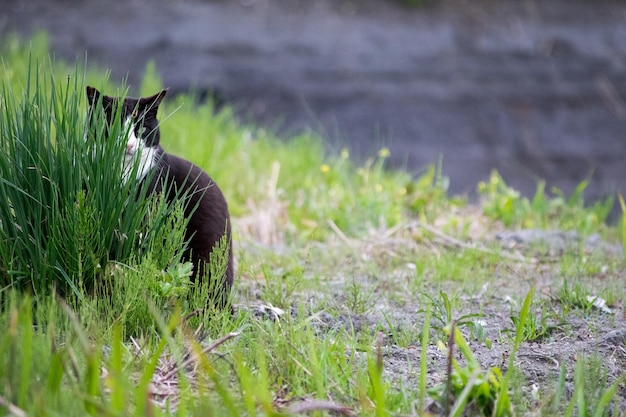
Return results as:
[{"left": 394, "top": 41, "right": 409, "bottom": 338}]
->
[{"left": 2, "top": 0, "right": 625, "bottom": 205}]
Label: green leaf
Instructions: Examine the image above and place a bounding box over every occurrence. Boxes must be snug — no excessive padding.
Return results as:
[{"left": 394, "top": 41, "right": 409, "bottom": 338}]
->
[
  {"left": 46, "top": 351, "right": 65, "bottom": 394},
  {"left": 593, "top": 374, "right": 625, "bottom": 417}
]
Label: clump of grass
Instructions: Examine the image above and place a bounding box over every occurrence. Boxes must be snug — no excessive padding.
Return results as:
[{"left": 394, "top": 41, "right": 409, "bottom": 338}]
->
[
  {"left": 0, "top": 61, "right": 188, "bottom": 301},
  {"left": 539, "top": 354, "right": 625, "bottom": 417},
  {"left": 555, "top": 279, "right": 597, "bottom": 315},
  {"left": 345, "top": 276, "right": 376, "bottom": 315},
  {"left": 429, "top": 322, "right": 511, "bottom": 416},
  {"left": 419, "top": 290, "right": 484, "bottom": 339},
  {"left": 259, "top": 264, "right": 303, "bottom": 308},
  {"left": 0, "top": 53, "right": 222, "bottom": 339},
  {"left": 509, "top": 296, "right": 558, "bottom": 342},
  {"left": 478, "top": 170, "right": 614, "bottom": 234}
]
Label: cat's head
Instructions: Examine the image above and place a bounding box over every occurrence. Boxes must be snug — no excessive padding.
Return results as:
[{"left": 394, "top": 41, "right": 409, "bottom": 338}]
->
[
  {"left": 86, "top": 86, "right": 168, "bottom": 181},
  {"left": 86, "top": 86, "right": 167, "bottom": 148}
]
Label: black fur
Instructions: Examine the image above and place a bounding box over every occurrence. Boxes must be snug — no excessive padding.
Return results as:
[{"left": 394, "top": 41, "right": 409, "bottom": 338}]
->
[{"left": 86, "top": 86, "right": 234, "bottom": 306}]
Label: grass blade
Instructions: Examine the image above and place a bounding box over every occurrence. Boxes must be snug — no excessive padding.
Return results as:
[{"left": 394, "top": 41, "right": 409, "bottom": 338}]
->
[
  {"left": 419, "top": 306, "right": 431, "bottom": 412},
  {"left": 592, "top": 374, "right": 625, "bottom": 417}
]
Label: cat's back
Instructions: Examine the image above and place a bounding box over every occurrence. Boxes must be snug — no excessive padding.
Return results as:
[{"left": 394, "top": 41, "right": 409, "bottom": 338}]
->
[
  {"left": 153, "top": 152, "right": 227, "bottom": 207},
  {"left": 159, "top": 151, "right": 233, "bottom": 288}
]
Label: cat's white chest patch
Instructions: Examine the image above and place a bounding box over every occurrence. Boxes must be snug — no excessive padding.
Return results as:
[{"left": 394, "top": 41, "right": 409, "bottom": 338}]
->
[{"left": 122, "top": 118, "right": 156, "bottom": 183}]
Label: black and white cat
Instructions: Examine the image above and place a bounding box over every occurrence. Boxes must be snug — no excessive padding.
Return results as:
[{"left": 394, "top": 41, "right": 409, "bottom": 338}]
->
[{"left": 86, "top": 86, "right": 234, "bottom": 306}]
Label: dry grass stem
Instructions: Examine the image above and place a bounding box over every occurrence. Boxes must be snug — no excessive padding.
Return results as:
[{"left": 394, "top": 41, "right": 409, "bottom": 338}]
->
[
  {"left": 328, "top": 219, "right": 354, "bottom": 246},
  {"left": 0, "top": 396, "right": 26, "bottom": 417},
  {"left": 162, "top": 331, "right": 241, "bottom": 381},
  {"left": 415, "top": 221, "right": 531, "bottom": 263},
  {"left": 285, "top": 398, "right": 356, "bottom": 417}
]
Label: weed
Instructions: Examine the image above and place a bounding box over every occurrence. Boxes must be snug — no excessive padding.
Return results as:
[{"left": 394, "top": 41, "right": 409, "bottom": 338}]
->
[
  {"left": 510, "top": 299, "right": 558, "bottom": 342},
  {"left": 418, "top": 306, "right": 431, "bottom": 411},
  {"left": 556, "top": 279, "right": 596, "bottom": 315},
  {"left": 429, "top": 323, "right": 512, "bottom": 416},
  {"left": 544, "top": 359, "right": 626, "bottom": 417},
  {"left": 420, "top": 290, "right": 484, "bottom": 339},
  {"left": 405, "top": 159, "right": 453, "bottom": 220},
  {"left": 382, "top": 310, "right": 419, "bottom": 348},
  {"left": 367, "top": 333, "right": 388, "bottom": 416},
  {"left": 260, "top": 264, "right": 303, "bottom": 308},
  {"left": 478, "top": 170, "right": 613, "bottom": 234},
  {"left": 345, "top": 276, "right": 376, "bottom": 315}
]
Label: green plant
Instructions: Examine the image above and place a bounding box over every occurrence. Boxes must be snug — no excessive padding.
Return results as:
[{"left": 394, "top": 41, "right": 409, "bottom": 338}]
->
[
  {"left": 429, "top": 324, "right": 512, "bottom": 416},
  {"left": 345, "top": 276, "right": 376, "bottom": 315},
  {"left": 381, "top": 310, "right": 419, "bottom": 348},
  {"left": 260, "top": 264, "right": 303, "bottom": 308},
  {"left": 556, "top": 279, "right": 597, "bottom": 315},
  {"left": 367, "top": 333, "right": 388, "bottom": 417},
  {"left": 510, "top": 299, "right": 558, "bottom": 342},
  {"left": 478, "top": 170, "right": 613, "bottom": 234},
  {"left": 495, "top": 288, "right": 536, "bottom": 415},
  {"left": 405, "top": 158, "right": 453, "bottom": 219},
  {"left": 550, "top": 355, "right": 625, "bottom": 417},
  {"left": 418, "top": 307, "right": 431, "bottom": 412},
  {"left": 420, "top": 290, "right": 484, "bottom": 338},
  {"left": 430, "top": 290, "right": 533, "bottom": 416}
]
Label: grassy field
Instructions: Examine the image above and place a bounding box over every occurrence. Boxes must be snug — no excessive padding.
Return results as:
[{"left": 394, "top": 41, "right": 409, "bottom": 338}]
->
[{"left": 1, "top": 33, "right": 625, "bottom": 416}]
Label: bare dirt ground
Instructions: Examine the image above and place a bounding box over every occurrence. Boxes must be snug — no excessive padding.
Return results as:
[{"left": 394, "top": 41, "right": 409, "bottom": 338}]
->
[{"left": 237, "top": 212, "right": 626, "bottom": 413}]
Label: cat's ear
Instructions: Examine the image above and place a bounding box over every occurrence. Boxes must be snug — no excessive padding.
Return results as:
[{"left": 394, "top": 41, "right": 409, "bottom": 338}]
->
[
  {"left": 86, "top": 86, "right": 114, "bottom": 110},
  {"left": 86, "top": 86, "right": 100, "bottom": 107},
  {"left": 139, "top": 89, "right": 168, "bottom": 115}
]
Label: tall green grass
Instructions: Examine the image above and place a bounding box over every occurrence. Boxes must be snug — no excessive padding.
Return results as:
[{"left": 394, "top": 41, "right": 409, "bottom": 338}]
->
[{"left": 0, "top": 60, "right": 187, "bottom": 299}]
